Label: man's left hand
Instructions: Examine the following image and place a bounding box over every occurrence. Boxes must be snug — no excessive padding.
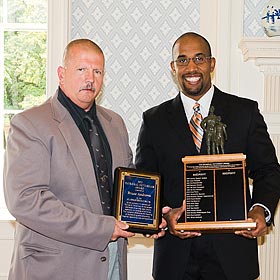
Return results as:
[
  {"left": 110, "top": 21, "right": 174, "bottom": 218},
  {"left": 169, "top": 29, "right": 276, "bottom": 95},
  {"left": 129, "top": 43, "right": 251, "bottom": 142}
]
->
[{"left": 235, "top": 205, "right": 268, "bottom": 239}]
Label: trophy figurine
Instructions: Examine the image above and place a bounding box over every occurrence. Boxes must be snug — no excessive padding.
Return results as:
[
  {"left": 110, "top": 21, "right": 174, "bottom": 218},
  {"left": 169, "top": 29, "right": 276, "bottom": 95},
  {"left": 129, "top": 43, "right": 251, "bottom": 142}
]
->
[{"left": 200, "top": 106, "right": 227, "bottom": 155}]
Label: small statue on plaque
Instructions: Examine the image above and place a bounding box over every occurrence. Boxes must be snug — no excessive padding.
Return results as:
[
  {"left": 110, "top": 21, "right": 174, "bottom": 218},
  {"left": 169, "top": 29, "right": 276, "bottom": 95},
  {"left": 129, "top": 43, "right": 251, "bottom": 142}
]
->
[
  {"left": 201, "top": 106, "right": 218, "bottom": 154},
  {"left": 201, "top": 106, "right": 227, "bottom": 154},
  {"left": 214, "top": 116, "right": 227, "bottom": 154}
]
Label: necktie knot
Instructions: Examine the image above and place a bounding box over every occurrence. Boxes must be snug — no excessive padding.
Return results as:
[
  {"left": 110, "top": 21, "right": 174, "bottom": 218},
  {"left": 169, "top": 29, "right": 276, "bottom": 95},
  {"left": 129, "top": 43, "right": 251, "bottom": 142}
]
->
[
  {"left": 193, "top": 103, "right": 201, "bottom": 114},
  {"left": 84, "top": 115, "right": 94, "bottom": 131},
  {"left": 190, "top": 103, "right": 203, "bottom": 152}
]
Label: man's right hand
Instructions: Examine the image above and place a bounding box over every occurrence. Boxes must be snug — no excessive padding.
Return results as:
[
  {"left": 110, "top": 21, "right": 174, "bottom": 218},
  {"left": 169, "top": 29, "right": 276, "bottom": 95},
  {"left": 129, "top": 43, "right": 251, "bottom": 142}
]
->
[
  {"left": 163, "top": 201, "right": 201, "bottom": 239},
  {"left": 111, "top": 220, "right": 135, "bottom": 241}
]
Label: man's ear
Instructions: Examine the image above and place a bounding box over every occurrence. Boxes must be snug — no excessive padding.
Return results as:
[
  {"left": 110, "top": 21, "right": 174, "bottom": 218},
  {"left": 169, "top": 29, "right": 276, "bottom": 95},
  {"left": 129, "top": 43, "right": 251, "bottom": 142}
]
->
[
  {"left": 210, "top": 57, "right": 216, "bottom": 73},
  {"left": 57, "top": 66, "right": 65, "bottom": 84},
  {"left": 170, "top": 61, "right": 176, "bottom": 74}
]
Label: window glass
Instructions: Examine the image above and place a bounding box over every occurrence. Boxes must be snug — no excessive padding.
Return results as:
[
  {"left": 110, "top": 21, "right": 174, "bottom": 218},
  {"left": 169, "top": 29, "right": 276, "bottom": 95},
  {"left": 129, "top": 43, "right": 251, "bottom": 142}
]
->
[
  {"left": 4, "top": 31, "right": 47, "bottom": 111},
  {"left": 7, "top": 0, "right": 47, "bottom": 23},
  {"left": 1, "top": 0, "right": 47, "bottom": 217}
]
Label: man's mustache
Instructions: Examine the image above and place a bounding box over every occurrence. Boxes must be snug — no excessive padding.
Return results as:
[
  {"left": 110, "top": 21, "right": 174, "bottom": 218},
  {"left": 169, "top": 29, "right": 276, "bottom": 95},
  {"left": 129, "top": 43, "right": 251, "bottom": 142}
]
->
[{"left": 79, "top": 83, "right": 95, "bottom": 92}]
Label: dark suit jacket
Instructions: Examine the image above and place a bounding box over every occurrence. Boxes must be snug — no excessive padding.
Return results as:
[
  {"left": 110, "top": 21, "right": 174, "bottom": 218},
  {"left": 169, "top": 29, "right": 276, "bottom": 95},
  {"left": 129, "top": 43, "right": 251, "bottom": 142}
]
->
[{"left": 135, "top": 86, "right": 280, "bottom": 280}]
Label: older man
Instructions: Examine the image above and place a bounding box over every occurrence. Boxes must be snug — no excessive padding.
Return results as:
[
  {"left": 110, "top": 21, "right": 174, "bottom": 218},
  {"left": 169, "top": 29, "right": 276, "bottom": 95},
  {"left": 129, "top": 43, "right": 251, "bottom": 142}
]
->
[{"left": 4, "top": 39, "right": 134, "bottom": 280}]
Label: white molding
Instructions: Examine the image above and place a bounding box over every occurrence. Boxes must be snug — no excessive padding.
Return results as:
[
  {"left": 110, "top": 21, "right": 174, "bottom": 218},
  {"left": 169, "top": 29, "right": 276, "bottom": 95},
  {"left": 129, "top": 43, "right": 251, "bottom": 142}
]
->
[
  {"left": 263, "top": 113, "right": 280, "bottom": 135},
  {"left": 127, "top": 235, "right": 153, "bottom": 280},
  {"left": 200, "top": 0, "right": 218, "bottom": 54},
  {"left": 47, "top": 0, "right": 71, "bottom": 97},
  {"left": 215, "top": 0, "right": 232, "bottom": 91},
  {"left": 127, "top": 235, "right": 154, "bottom": 254},
  {"left": 256, "top": 61, "right": 280, "bottom": 71},
  {"left": 237, "top": 35, "right": 280, "bottom": 280},
  {"left": 239, "top": 37, "right": 280, "bottom": 61},
  {"left": 200, "top": 0, "right": 245, "bottom": 93},
  {"left": 0, "top": 209, "right": 14, "bottom": 221},
  {"left": 0, "top": 221, "right": 15, "bottom": 239},
  {"left": 228, "top": 0, "right": 244, "bottom": 94},
  {"left": 3, "top": 23, "right": 46, "bottom": 31},
  {"left": 239, "top": 37, "right": 280, "bottom": 115}
]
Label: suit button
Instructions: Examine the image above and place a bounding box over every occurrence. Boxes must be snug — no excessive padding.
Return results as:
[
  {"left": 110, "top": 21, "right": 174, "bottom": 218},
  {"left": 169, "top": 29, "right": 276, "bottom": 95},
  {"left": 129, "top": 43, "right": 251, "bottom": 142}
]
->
[{"left": 100, "top": 256, "right": 107, "bottom": 262}]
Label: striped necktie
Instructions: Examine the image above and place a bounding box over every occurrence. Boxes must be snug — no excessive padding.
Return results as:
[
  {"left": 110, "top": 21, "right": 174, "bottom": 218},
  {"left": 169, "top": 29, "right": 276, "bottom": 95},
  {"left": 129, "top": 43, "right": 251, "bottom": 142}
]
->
[{"left": 189, "top": 103, "right": 203, "bottom": 152}]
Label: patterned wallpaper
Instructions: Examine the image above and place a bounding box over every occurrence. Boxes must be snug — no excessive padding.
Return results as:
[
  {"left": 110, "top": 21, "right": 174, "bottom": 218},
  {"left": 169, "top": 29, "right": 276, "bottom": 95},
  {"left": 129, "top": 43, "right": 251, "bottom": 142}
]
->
[
  {"left": 244, "top": 0, "right": 268, "bottom": 36},
  {"left": 71, "top": 0, "right": 200, "bottom": 153}
]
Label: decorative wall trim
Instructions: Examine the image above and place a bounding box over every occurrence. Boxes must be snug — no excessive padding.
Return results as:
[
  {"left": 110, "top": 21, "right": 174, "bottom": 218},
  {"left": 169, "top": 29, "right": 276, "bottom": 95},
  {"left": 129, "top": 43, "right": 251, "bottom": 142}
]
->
[
  {"left": 128, "top": 235, "right": 154, "bottom": 253},
  {"left": 239, "top": 37, "right": 280, "bottom": 280},
  {"left": 0, "top": 221, "right": 15, "bottom": 280},
  {"left": 262, "top": 74, "right": 280, "bottom": 113},
  {"left": 239, "top": 37, "right": 280, "bottom": 61},
  {"left": 239, "top": 37, "right": 280, "bottom": 114},
  {"left": 264, "top": 113, "right": 280, "bottom": 133},
  {"left": 0, "top": 221, "right": 15, "bottom": 239},
  {"left": 47, "top": 0, "right": 71, "bottom": 97}
]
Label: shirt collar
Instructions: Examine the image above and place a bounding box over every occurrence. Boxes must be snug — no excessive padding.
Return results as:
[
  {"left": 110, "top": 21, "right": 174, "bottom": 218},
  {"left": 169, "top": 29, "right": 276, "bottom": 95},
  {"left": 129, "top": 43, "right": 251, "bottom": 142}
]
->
[
  {"left": 57, "top": 87, "right": 97, "bottom": 126},
  {"left": 180, "top": 85, "right": 214, "bottom": 121}
]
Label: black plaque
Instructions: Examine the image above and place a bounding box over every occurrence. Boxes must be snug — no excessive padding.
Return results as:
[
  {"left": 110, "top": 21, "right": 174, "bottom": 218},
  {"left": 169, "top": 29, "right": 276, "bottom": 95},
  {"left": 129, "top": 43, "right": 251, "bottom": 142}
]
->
[
  {"left": 113, "top": 167, "right": 161, "bottom": 234},
  {"left": 175, "top": 153, "right": 256, "bottom": 232},
  {"left": 186, "top": 169, "right": 214, "bottom": 222}
]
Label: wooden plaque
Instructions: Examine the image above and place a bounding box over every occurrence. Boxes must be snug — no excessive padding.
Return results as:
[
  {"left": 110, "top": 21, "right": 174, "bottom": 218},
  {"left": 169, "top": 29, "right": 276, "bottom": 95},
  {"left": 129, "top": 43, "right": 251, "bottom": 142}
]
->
[
  {"left": 175, "top": 153, "right": 256, "bottom": 232},
  {"left": 113, "top": 167, "right": 161, "bottom": 234}
]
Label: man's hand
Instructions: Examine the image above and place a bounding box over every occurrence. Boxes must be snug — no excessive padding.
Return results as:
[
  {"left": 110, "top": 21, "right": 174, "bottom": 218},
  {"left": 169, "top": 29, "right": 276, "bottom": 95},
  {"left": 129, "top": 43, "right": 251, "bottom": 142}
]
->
[
  {"left": 235, "top": 205, "right": 268, "bottom": 239},
  {"left": 144, "top": 206, "right": 171, "bottom": 239},
  {"left": 111, "top": 220, "right": 135, "bottom": 241},
  {"left": 163, "top": 201, "right": 201, "bottom": 239}
]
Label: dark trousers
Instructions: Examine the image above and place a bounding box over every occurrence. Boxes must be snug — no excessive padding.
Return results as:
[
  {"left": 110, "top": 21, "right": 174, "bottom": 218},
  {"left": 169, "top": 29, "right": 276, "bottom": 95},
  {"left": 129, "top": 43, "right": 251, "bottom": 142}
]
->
[{"left": 183, "top": 237, "right": 227, "bottom": 280}]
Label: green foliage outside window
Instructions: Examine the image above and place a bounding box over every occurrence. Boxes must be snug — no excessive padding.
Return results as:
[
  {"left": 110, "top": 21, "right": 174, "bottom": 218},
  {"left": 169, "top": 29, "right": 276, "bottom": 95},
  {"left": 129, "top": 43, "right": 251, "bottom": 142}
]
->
[
  {"left": 4, "top": 31, "right": 47, "bottom": 110},
  {"left": 8, "top": 0, "right": 47, "bottom": 24},
  {"left": 4, "top": 0, "right": 47, "bottom": 111}
]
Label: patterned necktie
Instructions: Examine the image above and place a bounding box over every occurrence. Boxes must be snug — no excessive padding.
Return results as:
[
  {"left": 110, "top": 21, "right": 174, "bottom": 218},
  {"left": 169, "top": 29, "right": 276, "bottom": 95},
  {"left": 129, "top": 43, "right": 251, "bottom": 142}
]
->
[
  {"left": 189, "top": 103, "right": 203, "bottom": 152},
  {"left": 84, "top": 116, "right": 111, "bottom": 215}
]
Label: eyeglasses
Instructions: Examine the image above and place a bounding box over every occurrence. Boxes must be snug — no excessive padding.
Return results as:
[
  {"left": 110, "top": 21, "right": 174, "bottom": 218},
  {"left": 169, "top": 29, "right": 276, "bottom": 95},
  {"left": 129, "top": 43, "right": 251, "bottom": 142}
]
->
[{"left": 174, "top": 54, "right": 212, "bottom": 66}]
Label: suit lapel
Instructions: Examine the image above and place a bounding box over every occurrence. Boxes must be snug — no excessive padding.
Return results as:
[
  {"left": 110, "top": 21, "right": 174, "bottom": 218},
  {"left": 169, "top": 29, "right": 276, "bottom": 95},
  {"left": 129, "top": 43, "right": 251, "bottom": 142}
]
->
[
  {"left": 96, "top": 107, "right": 127, "bottom": 172},
  {"left": 210, "top": 87, "right": 230, "bottom": 118},
  {"left": 167, "top": 94, "right": 198, "bottom": 154},
  {"left": 200, "top": 87, "right": 230, "bottom": 154},
  {"left": 51, "top": 94, "right": 103, "bottom": 214}
]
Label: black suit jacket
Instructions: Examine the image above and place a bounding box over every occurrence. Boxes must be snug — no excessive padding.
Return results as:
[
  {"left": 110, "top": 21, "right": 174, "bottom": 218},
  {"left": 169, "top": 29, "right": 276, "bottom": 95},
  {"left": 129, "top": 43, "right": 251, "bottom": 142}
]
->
[{"left": 135, "top": 86, "right": 280, "bottom": 280}]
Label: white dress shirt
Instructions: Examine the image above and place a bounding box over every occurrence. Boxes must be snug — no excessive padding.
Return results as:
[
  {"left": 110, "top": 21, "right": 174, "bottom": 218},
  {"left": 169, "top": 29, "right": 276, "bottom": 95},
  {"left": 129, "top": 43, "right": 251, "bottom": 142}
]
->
[{"left": 180, "top": 85, "right": 214, "bottom": 122}]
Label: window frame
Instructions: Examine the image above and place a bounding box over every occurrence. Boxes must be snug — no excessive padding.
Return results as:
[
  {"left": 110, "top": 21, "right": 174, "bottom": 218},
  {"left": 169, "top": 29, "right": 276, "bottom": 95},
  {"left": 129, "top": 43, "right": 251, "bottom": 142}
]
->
[
  {"left": 47, "top": 0, "right": 71, "bottom": 97},
  {"left": 0, "top": 0, "right": 71, "bottom": 220}
]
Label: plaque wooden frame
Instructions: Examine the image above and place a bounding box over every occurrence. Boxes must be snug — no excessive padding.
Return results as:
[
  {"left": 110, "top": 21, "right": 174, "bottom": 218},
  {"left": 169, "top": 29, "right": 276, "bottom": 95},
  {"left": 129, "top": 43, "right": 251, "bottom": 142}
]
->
[
  {"left": 175, "top": 153, "right": 256, "bottom": 232},
  {"left": 113, "top": 167, "right": 161, "bottom": 234}
]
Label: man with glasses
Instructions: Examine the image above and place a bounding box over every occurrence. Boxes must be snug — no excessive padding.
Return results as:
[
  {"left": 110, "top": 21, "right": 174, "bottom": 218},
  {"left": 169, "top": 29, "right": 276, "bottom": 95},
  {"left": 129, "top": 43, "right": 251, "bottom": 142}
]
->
[{"left": 135, "top": 32, "right": 280, "bottom": 280}]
